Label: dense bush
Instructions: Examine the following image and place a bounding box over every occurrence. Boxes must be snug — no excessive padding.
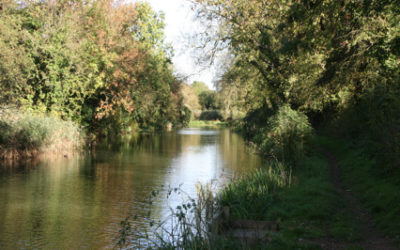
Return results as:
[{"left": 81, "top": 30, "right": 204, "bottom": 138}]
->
[
  {"left": 0, "top": 108, "right": 83, "bottom": 159},
  {"left": 254, "top": 105, "right": 312, "bottom": 164}
]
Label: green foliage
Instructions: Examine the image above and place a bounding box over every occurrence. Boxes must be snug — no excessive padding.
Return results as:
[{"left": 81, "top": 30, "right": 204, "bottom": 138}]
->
[
  {"left": 219, "top": 150, "right": 363, "bottom": 248},
  {"left": 181, "top": 83, "right": 201, "bottom": 115},
  {"left": 199, "top": 91, "right": 218, "bottom": 110},
  {"left": 199, "top": 110, "right": 223, "bottom": 121},
  {"left": 0, "top": 5, "right": 35, "bottom": 104},
  {"left": 191, "top": 81, "right": 210, "bottom": 96},
  {"left": 252, "top": 105, "right": 312, "bottom": 164},
  {"left": 180, "top": 105, "right": 192, "bottom": 127},
  {"left": 334, "top": 84, "right": 400, "bottom": 170},
  {"left": 188, "top": 81, "right": 219, "bottom": 111},
  {"left": 195, "top": 0, "right": 400, "bottom": 172},
  {"left": 215, "top": 68, "right": 249, "bottom": 120},
  {"left": 181, "top": 81, "right": 220, "bottom": 121},
  {"left": 0, "top": 0, "right": 186, "bottom": 136}
]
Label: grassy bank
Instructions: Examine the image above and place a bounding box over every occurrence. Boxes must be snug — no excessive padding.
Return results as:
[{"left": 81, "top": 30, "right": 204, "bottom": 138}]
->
[
  {"left": 218, "top": 149, "right": 360, "bottom": 249},
  {"left": 188, "top": 120, "right": 229, "bottom": 128},
  {"left": 219, "top": 137, "right": 399, "bottom": 249},
  {"left": 0, "top": 108, "right": 84, "bottom": 159}
]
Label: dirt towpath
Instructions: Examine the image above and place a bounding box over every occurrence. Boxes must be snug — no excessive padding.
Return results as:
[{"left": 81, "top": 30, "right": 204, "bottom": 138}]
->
[{"left": 319, "top": 148, "right": 398, "bottom": 250}]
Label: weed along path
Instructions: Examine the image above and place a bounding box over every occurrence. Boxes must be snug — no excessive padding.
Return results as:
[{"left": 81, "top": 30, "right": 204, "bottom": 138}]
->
[{"left": 319, "top": 148, "right": 398, "bottom": 250}]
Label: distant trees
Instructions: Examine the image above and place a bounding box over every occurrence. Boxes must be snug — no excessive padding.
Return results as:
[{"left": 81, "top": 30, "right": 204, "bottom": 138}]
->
[
  {"left": 181, "top": 83, "right": 201, "bottom": 112},
  {"left": 180, "top": 81, "right": 222, "bottom": 120},
  {"left": 0, "top": 0, "right": 188, "bottom": 135},
  {"left": 191, "top": 81, "right": 218, "bottom": 110}
]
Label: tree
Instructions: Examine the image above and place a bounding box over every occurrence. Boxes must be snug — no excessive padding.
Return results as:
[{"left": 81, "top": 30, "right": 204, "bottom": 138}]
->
[
  {"left": 191, "top": 81, "right": 210, "bottom": 96},
  {"left": 0, "top": 0, "right": 188, "bottom": 135},
  {"left": 181, "top": 83, "right": 201, "bottom": 111},
  {"left": 194, "top": 0, "right": 400, "bottom": 168}
]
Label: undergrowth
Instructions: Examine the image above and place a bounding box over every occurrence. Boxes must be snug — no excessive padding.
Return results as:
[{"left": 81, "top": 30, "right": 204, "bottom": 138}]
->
[
  {"left": 237, "top": 105, "right": 313, "bottom": 165},
  {"left": 220, "top": 162, "right": 292, "bottom": 220},
  {"left": 116, "top": 184, "right": 241, "bottom": 249}
]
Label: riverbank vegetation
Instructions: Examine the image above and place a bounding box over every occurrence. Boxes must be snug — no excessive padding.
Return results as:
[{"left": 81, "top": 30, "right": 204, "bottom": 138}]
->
[
  {"left": 0, "top": 107, "right": 83, "bottom": 159},
  {"left": 319, "top": 137, "right": 400, "bottom": 243},
  {"left": 0, "top": 0, "right": 193, "bottom": 157}
]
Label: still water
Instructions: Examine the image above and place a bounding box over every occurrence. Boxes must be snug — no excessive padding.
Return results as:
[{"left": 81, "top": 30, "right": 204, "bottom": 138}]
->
[{"left": 0, "top": 128, "right": 260, "bottom": 249}]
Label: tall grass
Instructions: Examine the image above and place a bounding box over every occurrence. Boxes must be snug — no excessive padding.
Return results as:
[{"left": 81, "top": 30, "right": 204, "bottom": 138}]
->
[
  {"left": 220, "top": 162, "right": 292, "bottom": 220},
  {"left": 0, "top": 107, "right": 83, "bottom": 159},
  {"left": 116, "top": 163, "right": 292, "bottom": 249},
  {"left": 117, "top": 184, "right": 235, "bottom": 249}
]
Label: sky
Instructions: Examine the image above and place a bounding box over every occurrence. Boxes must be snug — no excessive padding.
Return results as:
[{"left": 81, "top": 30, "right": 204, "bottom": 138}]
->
[{"left": 144, "top": 0, "right": 216, "bottom": 89}]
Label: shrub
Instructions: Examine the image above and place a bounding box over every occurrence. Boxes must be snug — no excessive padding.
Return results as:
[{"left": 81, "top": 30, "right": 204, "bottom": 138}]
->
[{"left": 255, "top": 105, "right": 313, "bottom": 164}]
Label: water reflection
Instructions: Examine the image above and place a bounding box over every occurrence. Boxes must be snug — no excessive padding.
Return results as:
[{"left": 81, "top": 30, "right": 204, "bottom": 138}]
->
[{"left": 0, "top": 128, "right": 260, "bottom": 249}]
